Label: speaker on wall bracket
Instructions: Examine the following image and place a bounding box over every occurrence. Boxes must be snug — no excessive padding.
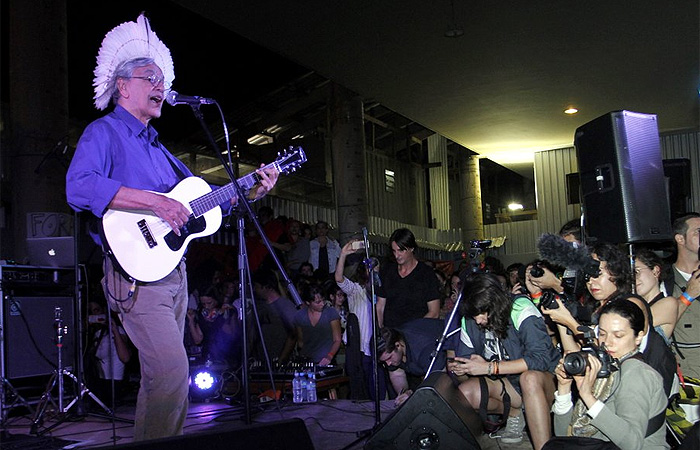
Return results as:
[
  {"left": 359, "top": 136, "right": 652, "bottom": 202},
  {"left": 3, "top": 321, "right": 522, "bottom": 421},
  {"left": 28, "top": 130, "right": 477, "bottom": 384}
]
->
[
  {"left": 364, "top": 372, "right": 482, "bottom": 450},
  {"left": 574, "top": 110, "right": 673, "bottom": 244}
]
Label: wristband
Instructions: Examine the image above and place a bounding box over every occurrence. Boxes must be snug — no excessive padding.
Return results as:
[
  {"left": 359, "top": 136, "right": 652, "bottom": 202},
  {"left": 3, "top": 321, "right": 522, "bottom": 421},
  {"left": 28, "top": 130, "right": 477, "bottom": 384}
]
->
[
  {"left": 487, "top": 362, "right": 493, "bottom": 376},
  {"left": 681, "top": 291, "right": 695, "bottom": 306},
  {"left": 530, "top": 292, "right": 543, "bottom": 299},
  {"left": 494, "top": 361, "right": 500, "bottom": 376},
  {"left": 327, "top": 353, "right": 335, "bottom": 360}
]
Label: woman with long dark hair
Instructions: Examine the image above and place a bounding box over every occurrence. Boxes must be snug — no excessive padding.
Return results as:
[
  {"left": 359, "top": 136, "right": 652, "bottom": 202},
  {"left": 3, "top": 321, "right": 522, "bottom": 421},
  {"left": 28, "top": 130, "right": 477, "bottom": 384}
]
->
[{"left": 447, "top": 273, "right": 560, "bottom": 449}]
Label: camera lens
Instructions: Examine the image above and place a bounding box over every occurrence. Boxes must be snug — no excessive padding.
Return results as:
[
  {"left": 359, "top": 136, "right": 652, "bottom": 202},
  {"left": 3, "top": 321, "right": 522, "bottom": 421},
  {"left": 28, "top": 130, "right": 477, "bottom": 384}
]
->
[
  {"left": 563, "top": 352, "right": 588, "bottom": 376},
  {"left": 530, "top": 266, "right": 544, "bottom": 278}
]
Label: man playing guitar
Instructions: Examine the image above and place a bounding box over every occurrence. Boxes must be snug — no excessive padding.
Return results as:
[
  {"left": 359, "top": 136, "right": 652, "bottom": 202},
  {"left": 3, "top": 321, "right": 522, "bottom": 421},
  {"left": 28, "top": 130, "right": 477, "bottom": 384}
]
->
[{"left": 66, "top": 14, "right": 278, "bottom": 440}]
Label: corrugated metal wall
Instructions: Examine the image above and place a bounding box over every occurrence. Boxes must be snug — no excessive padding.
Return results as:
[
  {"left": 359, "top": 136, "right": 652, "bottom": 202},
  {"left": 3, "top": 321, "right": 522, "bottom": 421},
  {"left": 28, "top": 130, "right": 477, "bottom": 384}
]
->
[
  {"left": 199, "top": 130, "right": 699, "bottom": 262},
  {"left": 661, "top": 131, "right": 700, "bottom": 213},
  {"left": 427, "top": 134, "right": 450, "bottom": 230},
  {"left": 534, "top": 146, "right": 581, "bottom": 238},
  {"left": 366, "top": 150, "right": 428, "bottom": 227}
]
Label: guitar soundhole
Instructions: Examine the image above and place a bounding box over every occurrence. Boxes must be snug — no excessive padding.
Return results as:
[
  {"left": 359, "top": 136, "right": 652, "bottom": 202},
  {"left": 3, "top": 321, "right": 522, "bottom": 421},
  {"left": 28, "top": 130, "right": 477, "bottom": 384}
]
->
[{"left": 163, "top": 215, "right": 206, "bottom": 251}]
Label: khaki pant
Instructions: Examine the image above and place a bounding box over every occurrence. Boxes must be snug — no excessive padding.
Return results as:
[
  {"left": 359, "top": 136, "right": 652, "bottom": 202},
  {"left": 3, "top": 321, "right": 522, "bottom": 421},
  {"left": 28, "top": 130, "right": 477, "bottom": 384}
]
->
[{"left": 103, "top": 258, "right": 189, "bottom": 441}]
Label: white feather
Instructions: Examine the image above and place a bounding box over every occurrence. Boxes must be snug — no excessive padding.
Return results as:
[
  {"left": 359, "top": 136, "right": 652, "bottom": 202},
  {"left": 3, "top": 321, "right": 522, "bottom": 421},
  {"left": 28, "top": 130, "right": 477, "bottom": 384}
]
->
[{"left": 93, "top": 13, "right": 175, "bottom": 110}]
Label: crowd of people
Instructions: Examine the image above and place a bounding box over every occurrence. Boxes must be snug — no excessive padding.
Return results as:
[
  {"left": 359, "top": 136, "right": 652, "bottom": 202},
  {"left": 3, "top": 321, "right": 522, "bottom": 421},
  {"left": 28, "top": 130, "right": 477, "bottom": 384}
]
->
[
  {"left": 81, "top": 204, "right": 700, "bottom": 449},
  {"left": 178, "top": 215, "right": 699, "bottom": 450}
]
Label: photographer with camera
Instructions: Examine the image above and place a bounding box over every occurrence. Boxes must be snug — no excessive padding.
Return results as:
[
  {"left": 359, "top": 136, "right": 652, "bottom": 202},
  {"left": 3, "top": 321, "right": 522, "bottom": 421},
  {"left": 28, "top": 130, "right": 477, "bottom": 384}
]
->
[{"left": 546, "top": 297, "right": 668, "bottom": 450}]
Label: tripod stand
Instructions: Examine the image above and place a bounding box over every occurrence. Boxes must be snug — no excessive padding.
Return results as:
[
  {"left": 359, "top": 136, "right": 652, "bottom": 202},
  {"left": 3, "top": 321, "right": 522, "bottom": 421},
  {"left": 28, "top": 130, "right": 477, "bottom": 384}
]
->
[
  {"left": 30, "top": 306, "right": 118, "bottom": 436},
  {"left": 0, "top": 377, "right": 34, "bottom": 439}
]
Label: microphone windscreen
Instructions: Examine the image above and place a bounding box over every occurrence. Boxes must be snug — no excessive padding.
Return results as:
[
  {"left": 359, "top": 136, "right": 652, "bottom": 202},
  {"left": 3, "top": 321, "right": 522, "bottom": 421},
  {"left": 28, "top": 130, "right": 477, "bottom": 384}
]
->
[{"left": 165, "top": 90, "right": 179, "bottom": 106}]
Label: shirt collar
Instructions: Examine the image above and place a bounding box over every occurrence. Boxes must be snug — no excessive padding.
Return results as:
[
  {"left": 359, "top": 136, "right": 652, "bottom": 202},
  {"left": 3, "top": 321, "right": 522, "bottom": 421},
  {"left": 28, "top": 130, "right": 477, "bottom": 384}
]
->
[{"left": 113, "top": 104, "right": 160, "bottom": 145}]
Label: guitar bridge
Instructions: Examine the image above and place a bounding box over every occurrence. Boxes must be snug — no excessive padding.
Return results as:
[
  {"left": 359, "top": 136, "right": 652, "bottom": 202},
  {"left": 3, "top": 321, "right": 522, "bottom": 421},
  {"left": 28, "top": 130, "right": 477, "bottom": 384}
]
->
[{"left": 137, "top": 219, "right": 158, "bottom": 248}]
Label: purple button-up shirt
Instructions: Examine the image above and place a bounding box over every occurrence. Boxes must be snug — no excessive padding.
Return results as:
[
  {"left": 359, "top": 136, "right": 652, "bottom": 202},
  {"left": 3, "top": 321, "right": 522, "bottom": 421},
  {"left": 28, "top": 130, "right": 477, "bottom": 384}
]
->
[{"left": 66, "top": 105, "right": 193, "bottom": 218}]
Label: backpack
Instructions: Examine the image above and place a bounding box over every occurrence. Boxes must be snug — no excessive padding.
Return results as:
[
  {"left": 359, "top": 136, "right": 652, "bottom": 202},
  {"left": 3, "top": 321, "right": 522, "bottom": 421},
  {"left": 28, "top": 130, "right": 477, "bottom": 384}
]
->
[{"left": 667, "top": 376, "right": 700, "bottom": 446}]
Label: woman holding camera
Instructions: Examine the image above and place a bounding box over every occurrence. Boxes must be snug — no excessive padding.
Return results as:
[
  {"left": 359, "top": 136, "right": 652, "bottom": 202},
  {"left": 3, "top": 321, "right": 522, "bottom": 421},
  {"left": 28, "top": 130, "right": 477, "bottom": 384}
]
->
[{"left": 547, "top": 297, "right": 669, "bottom": 449}]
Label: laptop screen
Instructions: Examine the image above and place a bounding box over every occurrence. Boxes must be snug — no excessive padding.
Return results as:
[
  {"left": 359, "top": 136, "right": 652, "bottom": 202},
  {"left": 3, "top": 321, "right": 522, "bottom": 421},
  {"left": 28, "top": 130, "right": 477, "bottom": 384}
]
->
[{"left": 26, "top": 237, "right": 75, "bottom": 268}]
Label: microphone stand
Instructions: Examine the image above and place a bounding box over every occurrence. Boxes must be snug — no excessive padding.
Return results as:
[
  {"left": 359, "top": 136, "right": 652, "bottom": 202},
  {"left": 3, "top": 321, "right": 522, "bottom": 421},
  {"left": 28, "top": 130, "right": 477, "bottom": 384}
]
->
[
  {"left": 186, "top": 103, "right": 303, "bottom": 425},
  {"left": 339, "top": 229, "right": 382, "bottom": 450},
  {"left": 361, "top": 228, "right": 381, "bottom": 427},
  {"left": 425, "top": 289, "right": 462, "bottom": 378}
]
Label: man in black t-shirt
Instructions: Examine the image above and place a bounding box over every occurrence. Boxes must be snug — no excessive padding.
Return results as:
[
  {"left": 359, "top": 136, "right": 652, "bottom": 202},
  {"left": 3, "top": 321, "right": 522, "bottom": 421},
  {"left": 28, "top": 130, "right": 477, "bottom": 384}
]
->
[{"left": 376, "top": 228, "right": 442, "bottom": 328}]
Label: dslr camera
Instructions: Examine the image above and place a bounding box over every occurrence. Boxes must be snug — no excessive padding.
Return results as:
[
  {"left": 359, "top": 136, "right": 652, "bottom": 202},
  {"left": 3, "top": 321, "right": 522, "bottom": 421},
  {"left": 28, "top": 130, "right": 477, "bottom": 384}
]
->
[{"left": 563, "top": 327, "right": 618, "bottom": 378}]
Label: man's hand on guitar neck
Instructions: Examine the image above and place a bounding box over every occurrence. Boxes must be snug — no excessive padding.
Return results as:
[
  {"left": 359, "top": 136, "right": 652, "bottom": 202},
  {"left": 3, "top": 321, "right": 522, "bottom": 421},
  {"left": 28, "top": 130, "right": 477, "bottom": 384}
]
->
[
  {"left": 229, "top": 164, "right": 280, "bottom": 206},
  {"left": 249, "top": 164, "right": 279, "bottom": 201}
]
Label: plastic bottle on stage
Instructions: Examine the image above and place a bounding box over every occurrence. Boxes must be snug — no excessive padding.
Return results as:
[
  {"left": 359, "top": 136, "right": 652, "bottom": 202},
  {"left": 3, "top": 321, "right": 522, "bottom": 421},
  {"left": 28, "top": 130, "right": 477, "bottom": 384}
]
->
[
  {"left": 300, "top": 371, "right": 309, "bottom": 402},
  {"left": 292, "top": 371, "right": 303, "bottom": 403},
  {"left": 307, "top": 372, "right": 317, "bottom": 403}
]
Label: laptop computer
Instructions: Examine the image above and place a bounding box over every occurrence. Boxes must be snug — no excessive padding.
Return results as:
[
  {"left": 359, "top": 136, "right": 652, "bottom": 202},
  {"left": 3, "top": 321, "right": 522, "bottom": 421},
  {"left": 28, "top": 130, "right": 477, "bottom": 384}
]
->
[{"left": 26, "top": 236, "right": 75, "bottom": 267}]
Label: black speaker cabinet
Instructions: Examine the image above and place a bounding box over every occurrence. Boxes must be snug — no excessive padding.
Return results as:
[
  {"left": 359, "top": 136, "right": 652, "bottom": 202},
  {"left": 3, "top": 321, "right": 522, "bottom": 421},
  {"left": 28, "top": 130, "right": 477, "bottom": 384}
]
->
[
  {"left": 365, "top": 372, "right": 482, "bottom": 449},
  {"left": 104, "top": 419, "right": 314, "bottom": 450},
  {"left": 574, "top": 110, "right": 672, "bottom": 244},
  {"left": 1, "top": 296, "right": 76, "bottom": 379}
]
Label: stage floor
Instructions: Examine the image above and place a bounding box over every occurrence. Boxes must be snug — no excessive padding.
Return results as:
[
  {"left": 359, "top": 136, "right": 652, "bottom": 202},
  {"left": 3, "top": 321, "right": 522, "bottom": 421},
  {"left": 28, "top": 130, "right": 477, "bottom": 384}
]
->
[{"left": 1, "top": 397, "right": 534, "bottom": 450}]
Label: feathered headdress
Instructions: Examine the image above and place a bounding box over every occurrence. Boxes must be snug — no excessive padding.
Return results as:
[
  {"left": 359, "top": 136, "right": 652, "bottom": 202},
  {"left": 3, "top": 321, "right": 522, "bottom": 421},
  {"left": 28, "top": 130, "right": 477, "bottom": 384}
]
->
[{"left": 93, "top": 13, "right": 175, "bottom": 110}]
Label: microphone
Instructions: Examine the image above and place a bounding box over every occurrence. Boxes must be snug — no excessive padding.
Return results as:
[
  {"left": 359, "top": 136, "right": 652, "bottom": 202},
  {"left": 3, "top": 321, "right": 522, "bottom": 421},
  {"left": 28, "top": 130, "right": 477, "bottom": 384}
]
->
[
  {"left": 165, "top": 90, "right": 215, "bottom": 106},
  {"left": 537, "top": 233, "right": 600, "bottom": 277}
]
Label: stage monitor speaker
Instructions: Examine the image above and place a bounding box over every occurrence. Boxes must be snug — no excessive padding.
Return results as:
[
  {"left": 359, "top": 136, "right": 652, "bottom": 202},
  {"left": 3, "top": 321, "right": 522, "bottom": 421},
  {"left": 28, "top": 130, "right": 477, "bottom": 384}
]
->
[
  {"left": 574, "top": 110, "right": 672, "bottom": 244},
  {"left": 104, "top": 418, "right": 313, "bottom": 450},
  {"left": 365, "top": 372, "right": 482, "bottom": 450},
  {"left": 2, "top": 296, "right": 75, "bottom": 379}
]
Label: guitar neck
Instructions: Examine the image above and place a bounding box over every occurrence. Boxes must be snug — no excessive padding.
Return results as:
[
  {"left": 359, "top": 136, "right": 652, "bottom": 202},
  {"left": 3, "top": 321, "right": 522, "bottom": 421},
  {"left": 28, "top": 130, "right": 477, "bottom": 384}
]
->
[{"left": 189, "top": 163, "right": 276, "bottom": 217}]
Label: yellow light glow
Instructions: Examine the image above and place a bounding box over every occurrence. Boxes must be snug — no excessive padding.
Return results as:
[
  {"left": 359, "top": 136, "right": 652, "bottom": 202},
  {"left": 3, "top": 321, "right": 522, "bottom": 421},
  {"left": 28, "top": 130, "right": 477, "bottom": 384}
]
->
[
  {"left": 508, "top": 203, "right": 524, "bottom": 211},
  {"left": 564, "top": 107, "right": 579, "bottom": 115}
]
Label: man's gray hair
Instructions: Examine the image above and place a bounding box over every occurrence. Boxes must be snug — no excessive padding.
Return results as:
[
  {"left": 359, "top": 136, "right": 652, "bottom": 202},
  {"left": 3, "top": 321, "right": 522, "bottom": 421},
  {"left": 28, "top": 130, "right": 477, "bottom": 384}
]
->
[{"left": 109, "top": 57, "right": 156, "bottom": 106}]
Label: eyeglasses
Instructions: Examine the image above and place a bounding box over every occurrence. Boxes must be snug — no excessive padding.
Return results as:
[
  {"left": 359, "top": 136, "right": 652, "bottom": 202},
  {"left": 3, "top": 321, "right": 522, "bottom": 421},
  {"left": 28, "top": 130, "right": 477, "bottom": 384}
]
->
[{"left": 129, "top": 74, "right": 166, "bottom": 87}]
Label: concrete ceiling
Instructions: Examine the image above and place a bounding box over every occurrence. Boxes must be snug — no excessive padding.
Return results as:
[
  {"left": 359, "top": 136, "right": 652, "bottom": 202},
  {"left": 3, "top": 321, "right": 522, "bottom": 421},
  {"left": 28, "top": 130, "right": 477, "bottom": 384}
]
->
[{"left": 173, "top": 1, "right": 699, "bottom": 179}]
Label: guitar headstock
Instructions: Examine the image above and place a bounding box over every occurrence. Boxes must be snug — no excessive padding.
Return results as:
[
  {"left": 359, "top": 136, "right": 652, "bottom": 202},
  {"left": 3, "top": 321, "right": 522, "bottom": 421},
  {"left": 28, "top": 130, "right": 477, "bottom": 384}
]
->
[{"left": 274, "top": 146, "right": 307, "bottom": 174}]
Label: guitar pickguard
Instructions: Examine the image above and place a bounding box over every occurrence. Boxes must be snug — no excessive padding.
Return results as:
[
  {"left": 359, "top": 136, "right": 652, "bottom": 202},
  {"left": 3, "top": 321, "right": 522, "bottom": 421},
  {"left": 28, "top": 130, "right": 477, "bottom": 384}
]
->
[{"left": 163, "top": 215, "right": 206, "bottom": 251}]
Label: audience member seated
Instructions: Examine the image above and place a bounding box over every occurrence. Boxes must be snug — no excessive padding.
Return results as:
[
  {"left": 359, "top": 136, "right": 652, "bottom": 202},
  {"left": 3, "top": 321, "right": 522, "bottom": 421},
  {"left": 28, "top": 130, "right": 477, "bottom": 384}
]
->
[
  {"left": 328, "top": 281, "right": 349, "bottom": 335},
  {"left": 252, "top": 268, "right": 298, "bottom": 365},
  {"left": 293, "top": 283, "right": 342, "bottom": 366},
  {"left": 187, "top": 286, "right": 238, "bottom": 368},
  {"left": 85, "top": 300, "right": 132, "bottom": 404},
  {"left": 546, "top": 298, "right": 668, "bottom": 450},
  {"left": 284, "top": 219, "right": 311, "bottom": 277},
  {"left": 541, "top": 242, "right": 632, "bottom": 347},
  {"left": 378, "top": 317, "right": 446, "bottom": 406},
  {"left": 309, "top": 220, "right": 341, "bottom": 279},
  {"left": 446, "top": 273, "right": 560, "bottom": 449},
  {"left": 634, "top": 247, "right": 688, "bottom": 344},
  {"left": 506, "top": 262, "right": 525, "bottom": 294},
  {"left": 543, "top": 243, "right": 678, "bottom": 397}
]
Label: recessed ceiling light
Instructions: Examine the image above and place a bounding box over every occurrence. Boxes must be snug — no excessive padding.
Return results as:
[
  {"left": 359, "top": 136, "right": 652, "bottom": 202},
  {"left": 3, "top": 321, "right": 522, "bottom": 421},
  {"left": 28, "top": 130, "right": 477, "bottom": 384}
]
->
[{"left": 564, "top": 107, "right": 579, "bottom": 115}]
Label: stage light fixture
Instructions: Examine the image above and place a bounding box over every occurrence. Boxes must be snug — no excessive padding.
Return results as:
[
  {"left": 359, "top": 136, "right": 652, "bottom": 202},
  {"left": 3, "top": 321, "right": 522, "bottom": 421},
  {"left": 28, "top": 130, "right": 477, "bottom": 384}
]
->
[{"left": 189, "top": 367, "right": 222, "bottom": 401}]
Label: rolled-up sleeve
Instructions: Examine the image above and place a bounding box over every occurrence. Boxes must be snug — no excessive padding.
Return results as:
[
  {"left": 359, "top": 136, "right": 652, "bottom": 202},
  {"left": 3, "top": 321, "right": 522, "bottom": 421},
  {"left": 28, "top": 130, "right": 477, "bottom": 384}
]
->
[{"left": 66, "top": 121, "right": 122, "bottom": 218}]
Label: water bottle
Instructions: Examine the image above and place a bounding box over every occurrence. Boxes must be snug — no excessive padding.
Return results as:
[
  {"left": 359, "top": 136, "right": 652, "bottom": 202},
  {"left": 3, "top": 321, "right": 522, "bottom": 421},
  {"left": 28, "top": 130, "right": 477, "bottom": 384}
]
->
[
  {"left": 300, "top": 371, "right": 308, "bottom": 402},
  {"left": 292, "top": 371, "right": 302, "bottom": 403},
  {"left": 307, "top": 372, "right": 317, "bottom": 403}
]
